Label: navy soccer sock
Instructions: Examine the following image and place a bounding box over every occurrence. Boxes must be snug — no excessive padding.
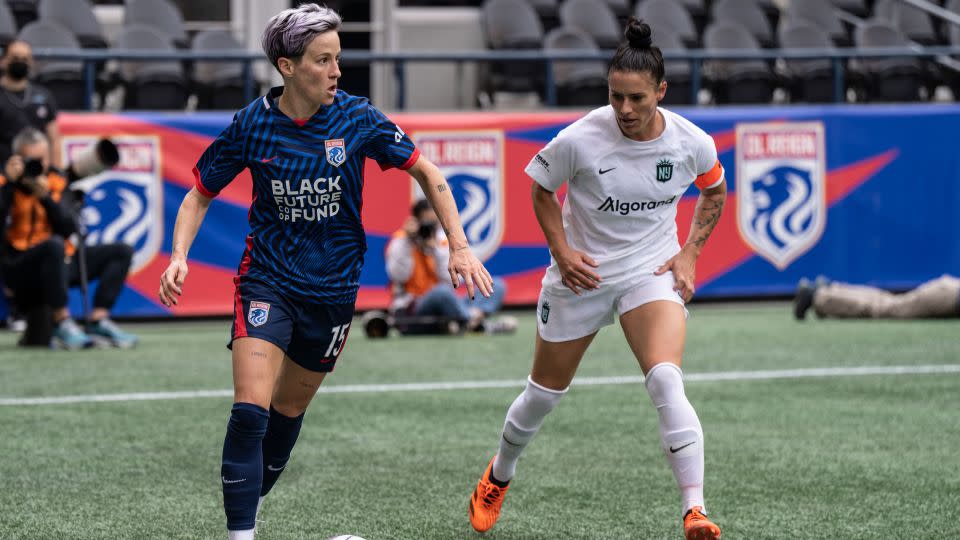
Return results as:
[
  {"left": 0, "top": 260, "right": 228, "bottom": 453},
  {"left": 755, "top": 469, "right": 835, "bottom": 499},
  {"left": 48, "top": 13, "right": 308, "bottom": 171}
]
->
[
  {"left": 260, "top": 406, "right": 305, "bottom": 497},
  {"left": 221, "top": 402, "right": 269, "bottom": 531}
]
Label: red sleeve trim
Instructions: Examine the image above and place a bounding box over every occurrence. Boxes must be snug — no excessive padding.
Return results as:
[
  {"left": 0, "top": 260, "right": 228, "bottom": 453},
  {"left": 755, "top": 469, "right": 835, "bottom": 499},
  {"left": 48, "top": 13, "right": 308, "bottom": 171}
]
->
[
  {"left": 694, "top": 160, "right": 724, "bottom": 190},
  {"left": 395, "top": 148, "right": 421, "bottom": 171},
  {"left": 193, "top": 166, "right": 218, "bottom": 198}
]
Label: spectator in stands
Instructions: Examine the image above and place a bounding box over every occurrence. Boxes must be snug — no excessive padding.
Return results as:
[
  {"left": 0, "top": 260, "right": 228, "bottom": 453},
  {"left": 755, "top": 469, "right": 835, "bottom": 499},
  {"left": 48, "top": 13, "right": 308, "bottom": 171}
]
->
[
  {"left": 0, "top": 128, "right": 137, "bottom": 349},
  {"left": 794, "top": 275, "right": 960, "bottom": 320},
  {"left": 386, "top": 199, "right": 516, "bottom": 334},
  {"left": 0, "top": 40, "right": 61, "bottom": 168}
]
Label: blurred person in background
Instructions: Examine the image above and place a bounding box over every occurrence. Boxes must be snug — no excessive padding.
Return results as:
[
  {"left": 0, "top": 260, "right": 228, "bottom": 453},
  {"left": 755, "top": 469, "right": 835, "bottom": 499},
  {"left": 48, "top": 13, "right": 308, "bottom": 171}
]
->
[
  {"left": 794, "top": 275, "right": 960, "bottom": 320},
  {"left": 0, "top": 128, "right": 137, "bottom": 349},
  {"left": 386, "top": 198, "right": 515, "bottom": 334},
  {"left": 0, "top": 40, "right": 63, "bottom": 330},
  {"left": 467, "top": 18, "right": 724, "bottom": 540}
]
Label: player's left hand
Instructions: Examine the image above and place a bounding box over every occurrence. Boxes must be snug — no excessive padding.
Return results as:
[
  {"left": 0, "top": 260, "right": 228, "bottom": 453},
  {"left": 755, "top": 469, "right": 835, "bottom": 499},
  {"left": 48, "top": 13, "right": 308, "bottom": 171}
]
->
[
  {"left": 448, "top": 246, "right": 494, "bottom": 300},
  {"left": 655, "top": 246, "right": 698, "bottom": 302}
]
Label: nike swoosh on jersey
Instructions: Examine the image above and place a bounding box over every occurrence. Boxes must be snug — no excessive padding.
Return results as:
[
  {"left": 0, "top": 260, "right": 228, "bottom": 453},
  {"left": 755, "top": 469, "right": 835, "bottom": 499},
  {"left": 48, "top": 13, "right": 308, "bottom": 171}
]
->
[
  {"left": 599, "top": 167, "right": 616, "bottom": 175},
  {"left": 260, "top": 155, "right": 278, "bottom": 163}
]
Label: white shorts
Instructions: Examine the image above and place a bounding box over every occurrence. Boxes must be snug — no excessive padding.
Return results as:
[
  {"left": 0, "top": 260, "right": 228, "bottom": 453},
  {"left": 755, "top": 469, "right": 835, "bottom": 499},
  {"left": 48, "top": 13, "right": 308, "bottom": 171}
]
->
[{"left": 535, "top": 271, "right": 686, "bottom": 342}]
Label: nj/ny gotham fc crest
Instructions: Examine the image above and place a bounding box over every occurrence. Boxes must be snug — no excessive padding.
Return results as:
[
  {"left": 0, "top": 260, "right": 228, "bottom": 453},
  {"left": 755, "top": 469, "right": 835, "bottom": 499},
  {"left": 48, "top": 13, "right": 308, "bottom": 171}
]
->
[
  {"left": 65, "top": 136, "right": 162, "bottom": 273},
  {"left": 656, "top": 158, "right": 674, "bottom": 182},
  {"left": 540, "top": 302, "right": 550, "bottom": 324},
  {"left": 411, "top": 131, "right": 504, "bottom": 262},
  {"left": 736, "top": 122, "right": 826, "bottom": 269}
]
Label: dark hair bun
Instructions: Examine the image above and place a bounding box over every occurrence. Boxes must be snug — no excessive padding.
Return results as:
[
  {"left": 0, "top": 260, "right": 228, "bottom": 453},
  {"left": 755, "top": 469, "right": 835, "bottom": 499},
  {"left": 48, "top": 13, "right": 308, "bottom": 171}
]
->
[{"left": 625, "top": 17, "right": 653, "bottom": 50}]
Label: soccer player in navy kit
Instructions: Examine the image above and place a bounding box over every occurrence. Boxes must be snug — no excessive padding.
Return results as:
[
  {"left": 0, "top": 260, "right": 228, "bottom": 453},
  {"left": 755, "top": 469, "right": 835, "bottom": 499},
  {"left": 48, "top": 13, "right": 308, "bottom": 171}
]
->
[{"left": 157, "top": 5, "right": 493, "bottom": 539}]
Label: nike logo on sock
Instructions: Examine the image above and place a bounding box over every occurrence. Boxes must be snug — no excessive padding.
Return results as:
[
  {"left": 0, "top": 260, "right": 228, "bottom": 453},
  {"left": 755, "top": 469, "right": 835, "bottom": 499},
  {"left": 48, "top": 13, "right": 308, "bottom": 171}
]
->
[
  {"left": 266, "top": 464, "right": 285, "bottom": 472},
  {"left": 222, "top": 476, "right": 247, "bottom": 484},
  {"left": 669, "top": 442, "right": 695, "bottom": 453}
]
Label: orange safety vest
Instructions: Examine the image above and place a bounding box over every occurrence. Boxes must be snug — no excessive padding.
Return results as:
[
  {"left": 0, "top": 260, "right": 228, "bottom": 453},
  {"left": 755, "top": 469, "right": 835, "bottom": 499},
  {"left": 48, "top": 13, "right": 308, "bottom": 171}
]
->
[{"left": 0, "top": 171, "right": 75, "bottom": 256}]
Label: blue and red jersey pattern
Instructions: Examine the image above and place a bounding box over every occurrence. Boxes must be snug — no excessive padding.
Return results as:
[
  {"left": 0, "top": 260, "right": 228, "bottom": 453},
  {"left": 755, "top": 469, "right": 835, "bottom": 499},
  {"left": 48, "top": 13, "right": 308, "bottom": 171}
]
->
[{"left": 194, "top": 87, "right": 420, "bottom": 304}]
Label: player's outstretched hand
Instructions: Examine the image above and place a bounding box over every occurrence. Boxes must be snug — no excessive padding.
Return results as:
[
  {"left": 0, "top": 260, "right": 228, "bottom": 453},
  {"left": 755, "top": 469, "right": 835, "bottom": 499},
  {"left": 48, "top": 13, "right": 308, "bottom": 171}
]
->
[
  {"left": 159, "top": 257, "right": 188, "bottom": 307},
  {"left": 655, "top": 246, "right": 697, "bottom": 302},
  {"left": 448, "top": 246, "right": 494, "bottom": 300},
  {"left": 555, "top": 247, "right": 601, "bottom": 296}
]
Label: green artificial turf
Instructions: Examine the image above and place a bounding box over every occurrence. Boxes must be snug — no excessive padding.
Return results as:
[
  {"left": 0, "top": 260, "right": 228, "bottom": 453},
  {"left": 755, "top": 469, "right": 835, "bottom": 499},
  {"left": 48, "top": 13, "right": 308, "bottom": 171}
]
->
[{"left": 0, "top": 304, "right": 957, "bottom": 539}]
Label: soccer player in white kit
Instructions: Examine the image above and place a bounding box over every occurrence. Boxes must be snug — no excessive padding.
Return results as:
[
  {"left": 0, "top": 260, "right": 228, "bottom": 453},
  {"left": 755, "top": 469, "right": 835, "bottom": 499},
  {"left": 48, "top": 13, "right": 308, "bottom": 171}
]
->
[{"left": 468, "top": 18, "right": 725, "bottom": 540}]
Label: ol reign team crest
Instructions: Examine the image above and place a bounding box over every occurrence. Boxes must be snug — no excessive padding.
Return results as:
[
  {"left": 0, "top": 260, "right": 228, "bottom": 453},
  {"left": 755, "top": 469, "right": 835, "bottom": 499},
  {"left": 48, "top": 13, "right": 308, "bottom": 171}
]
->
[
  {"left": 411, "top": 131, "right": 504, "bottom": 261},
  {"left": 325, "top": 138, "right": 346, "bottom": 167},
  {"left": 736, "top": 122, "right": 826, "bottom": 269},
  {"left": 64, "top": 136, "right": 162, "bottom": 273},
  {"left": 248, "top": 301, "right": 271, "bottom": 327}
]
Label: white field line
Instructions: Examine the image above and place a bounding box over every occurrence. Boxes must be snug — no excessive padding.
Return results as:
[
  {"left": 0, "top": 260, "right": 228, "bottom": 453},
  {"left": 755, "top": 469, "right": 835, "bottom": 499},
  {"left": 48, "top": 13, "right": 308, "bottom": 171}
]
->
[{"left": 1, "top": 364, "right": 958, "bottom": 407}]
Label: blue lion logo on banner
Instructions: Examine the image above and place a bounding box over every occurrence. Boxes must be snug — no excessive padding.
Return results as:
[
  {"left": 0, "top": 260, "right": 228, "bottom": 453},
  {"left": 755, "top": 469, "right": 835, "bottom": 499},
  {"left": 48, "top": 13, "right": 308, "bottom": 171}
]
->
[
  {"left": 447, "top": 172, "right": 502, "bottom": 261},
  {"left": 81, "top": 179, "right": 150, "bottom": 252},
  {"left": 748, "top": 166, "right": 815, "bottom": 249},
  {"left": 78, "top": 174, "right": 161, "bottom": 272},
  {"left": 739, "top": 164, "right": 825, "bottom": 268}
]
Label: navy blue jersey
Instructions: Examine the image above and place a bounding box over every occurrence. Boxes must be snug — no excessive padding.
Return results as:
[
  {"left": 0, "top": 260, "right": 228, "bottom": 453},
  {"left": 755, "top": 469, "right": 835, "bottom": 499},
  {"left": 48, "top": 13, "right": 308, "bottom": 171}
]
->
[{"left": 194, "top": 87, "right": 419, "bottom": 304}]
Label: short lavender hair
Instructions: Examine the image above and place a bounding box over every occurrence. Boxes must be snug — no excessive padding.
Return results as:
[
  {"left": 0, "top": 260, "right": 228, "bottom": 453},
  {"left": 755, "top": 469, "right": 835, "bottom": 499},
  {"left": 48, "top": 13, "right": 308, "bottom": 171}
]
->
[{"left": 261, "top": 3, "right": 342, "bottom": 71}]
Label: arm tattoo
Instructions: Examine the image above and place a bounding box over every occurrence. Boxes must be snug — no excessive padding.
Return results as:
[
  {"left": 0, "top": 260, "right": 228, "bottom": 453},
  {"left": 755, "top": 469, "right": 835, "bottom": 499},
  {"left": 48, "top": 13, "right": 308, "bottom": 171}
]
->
[
  {"left": 437, "top": 183, "right": 447, "bottom": 193},
  {"left": 688, "top": 192, "right": 726, "bottom": 250}
]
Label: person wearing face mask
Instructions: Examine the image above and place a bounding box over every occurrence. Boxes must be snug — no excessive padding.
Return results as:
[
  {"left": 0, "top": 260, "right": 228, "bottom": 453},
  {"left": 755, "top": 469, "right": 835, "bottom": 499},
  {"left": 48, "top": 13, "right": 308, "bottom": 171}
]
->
[
  {"left": 0, "top": 40, "right": 62, "bottom": 170},
  {"left": 0, "top": 127, "right": 137, "bottom": 349}
]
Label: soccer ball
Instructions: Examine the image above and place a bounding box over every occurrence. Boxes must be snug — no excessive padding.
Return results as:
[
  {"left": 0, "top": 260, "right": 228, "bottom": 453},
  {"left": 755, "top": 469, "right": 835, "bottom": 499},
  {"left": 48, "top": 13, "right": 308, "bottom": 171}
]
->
[{"left": 327, "top": 536, "right": 366, "bottom": 540}]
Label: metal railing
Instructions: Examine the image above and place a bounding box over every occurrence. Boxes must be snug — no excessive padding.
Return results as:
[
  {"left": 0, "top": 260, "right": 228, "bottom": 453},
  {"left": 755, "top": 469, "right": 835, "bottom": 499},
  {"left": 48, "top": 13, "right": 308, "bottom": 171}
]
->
[{"left": 32, "top": 46, "right": 960, "bottom": 111}]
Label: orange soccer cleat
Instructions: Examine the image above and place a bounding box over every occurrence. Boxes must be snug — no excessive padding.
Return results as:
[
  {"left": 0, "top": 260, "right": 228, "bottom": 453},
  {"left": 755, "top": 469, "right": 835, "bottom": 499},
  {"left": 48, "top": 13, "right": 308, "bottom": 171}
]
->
[
  {"left": 468, "top": 457, "right": 510, "bottom": 533},
  {"left": 683, "top": 506, "right": 721, "bottom": 540}
]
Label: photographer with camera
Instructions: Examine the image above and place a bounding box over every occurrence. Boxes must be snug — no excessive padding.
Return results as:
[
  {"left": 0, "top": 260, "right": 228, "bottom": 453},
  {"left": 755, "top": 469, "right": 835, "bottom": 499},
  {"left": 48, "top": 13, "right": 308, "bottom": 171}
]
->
[
  {"left": 0, "top": 128, "right": 137, "bottom": 349},
  {"left": 386, "top": 199, "right": 515, "bottom": 334}
]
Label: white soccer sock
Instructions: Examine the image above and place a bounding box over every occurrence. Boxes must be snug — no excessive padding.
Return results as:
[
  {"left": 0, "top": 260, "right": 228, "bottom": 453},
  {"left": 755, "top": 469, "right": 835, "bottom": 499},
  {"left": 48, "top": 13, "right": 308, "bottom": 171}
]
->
[
  {"left": 227, "top": 529, "right": 255, "bottom": 540},
  {"left": 492, "top": 377, "right": 567, "bottom": 482},
  {"left": 644, "top": 363, "right": 705, "bottom": 514}
]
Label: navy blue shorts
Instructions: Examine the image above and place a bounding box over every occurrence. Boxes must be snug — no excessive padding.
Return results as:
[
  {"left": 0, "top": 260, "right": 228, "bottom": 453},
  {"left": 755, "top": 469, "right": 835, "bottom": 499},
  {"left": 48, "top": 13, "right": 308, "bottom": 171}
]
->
[{"left": 230, "top": 277, "right": 355, "bottom": 372}]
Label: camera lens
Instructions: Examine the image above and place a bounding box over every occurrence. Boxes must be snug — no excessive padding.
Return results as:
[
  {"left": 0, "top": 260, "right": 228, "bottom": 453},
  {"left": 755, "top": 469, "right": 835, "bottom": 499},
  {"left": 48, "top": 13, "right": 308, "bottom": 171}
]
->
[
  {"left": 23, "top": 158, "right": 44, "bottom": 177},
  {"left": 417, "top": 222, "right": 437, "bottom": 239}
]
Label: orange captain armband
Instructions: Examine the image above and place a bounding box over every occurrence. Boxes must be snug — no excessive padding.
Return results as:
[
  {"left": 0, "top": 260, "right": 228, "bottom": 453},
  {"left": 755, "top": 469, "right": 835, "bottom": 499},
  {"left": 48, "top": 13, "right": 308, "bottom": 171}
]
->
[{"left": 694, "top": 160, "right": 724, "bottom": 190}]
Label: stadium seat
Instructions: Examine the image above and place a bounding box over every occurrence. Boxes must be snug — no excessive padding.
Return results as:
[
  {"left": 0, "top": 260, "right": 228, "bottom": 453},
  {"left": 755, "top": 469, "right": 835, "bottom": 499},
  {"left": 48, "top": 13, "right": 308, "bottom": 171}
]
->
[
  {"left": 16, "top": 19, "right": 86, "bottom": 110},
  {"left": 874, "top": 0, "right": 940, "bottom": 45},
  {"left": 0, "top": 2, "right": 16, "bottom": 49},
  {"left": 779, "top": 22, "right": 839, "bottom": 102},
  {"left": 192, "top": 30, "right": 258, "bottom": 110},
  {"left": 855, "top": 21, "right": 925, "bottom": 101},
  {"left": 124, "top": 0, "right": 188, "bottom": 49},
  {"left": 544, "top": 26, "right": 607, "bottom": 106},
  {"left": 949, "top": 0, "right": 960, "bottom": 46},
  {"left": 830, "top": 0, "right": 870, "bottom": 18},
  {"left": 481, "top": 0, "right": 545, "bottom": 97},
  {"left": 560, "top": 0, "right": 621, "bottom": 49},
  {"left": 655, "top": 29, "right": 694, "bottom": 105},
  {"left": 6, "top": 0, "right": 37, "bottom": 30},
  {"left": 635, "top": 0, "right": 698, "bottom": 48},
  {"left": 38, "top": 0, "right": 107, "bottom": 49},
  {"left": 600, "top": 0, "right": 630, "bottom": 21},
  {"left": 113, "top": 25, "right": 188, "bottom": 110},
  {"left": 527, "top": 0, "right": 560, "bottom": 31},
  {"left": 784, "top": 0, "right": 850, "bottom": 46},
  {"left": 712, "top": 0, "right": 775, "bottom": 48},
  {"left": 703, "top": 21, "right": 776, "bottom": 104}
]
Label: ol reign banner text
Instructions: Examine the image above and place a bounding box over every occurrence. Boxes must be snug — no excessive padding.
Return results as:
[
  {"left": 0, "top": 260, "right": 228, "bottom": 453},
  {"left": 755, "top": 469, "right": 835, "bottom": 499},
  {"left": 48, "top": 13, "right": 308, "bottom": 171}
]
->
[{"left": 18, "top": 105, "right": 956, "bottom": 318}]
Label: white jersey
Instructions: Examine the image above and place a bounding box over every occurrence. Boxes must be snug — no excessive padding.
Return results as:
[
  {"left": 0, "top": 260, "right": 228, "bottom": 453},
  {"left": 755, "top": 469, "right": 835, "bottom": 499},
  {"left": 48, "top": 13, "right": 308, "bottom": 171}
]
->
[{"left": 525, "top": 106, "right": 724, "bottom": 290}]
